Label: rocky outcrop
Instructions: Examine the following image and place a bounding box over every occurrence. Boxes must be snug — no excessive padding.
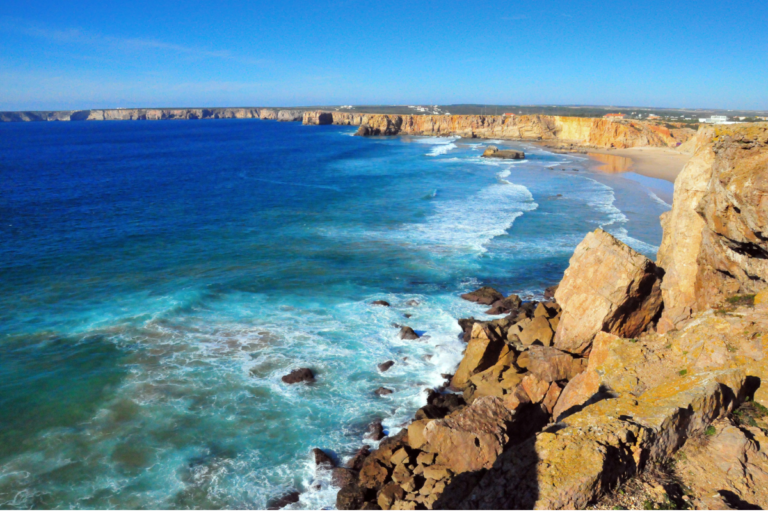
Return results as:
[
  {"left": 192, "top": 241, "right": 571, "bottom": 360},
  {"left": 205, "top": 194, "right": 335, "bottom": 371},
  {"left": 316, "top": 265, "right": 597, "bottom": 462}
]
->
[
  {"left": 554, "top": 229, "right": 664, "bottom": 355},
  {"left": 657, "top": 123, "right": 768, "bottom": 330},
  {"left": 277, "top": 109, "right": 304, "bottom": 122},
  {"left": 302, "top": 111, "right": 370, "bottom": 126},
  {"left": 335, "top": 113, "right": 691, "bottom": 149},
  {"left": 481, "top": 146, "right": 525, "bottom": 159}
]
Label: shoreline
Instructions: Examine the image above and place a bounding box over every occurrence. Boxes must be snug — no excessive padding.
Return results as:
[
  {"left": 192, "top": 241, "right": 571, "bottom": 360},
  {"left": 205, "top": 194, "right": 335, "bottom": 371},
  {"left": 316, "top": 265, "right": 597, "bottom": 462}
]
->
[{"left": 546, "top": 145, "right": 690, "bottom": 183}]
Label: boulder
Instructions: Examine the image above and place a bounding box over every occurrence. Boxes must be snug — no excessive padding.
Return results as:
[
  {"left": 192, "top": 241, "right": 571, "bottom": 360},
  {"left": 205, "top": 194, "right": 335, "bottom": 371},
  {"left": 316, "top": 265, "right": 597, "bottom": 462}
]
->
[
  {"left": 332, "top": 468, "right": 358, "bottom": 488},
  {"left": 485, "top": 294, "right": 522, "bottom": 315},
  {"left": 457, "top": 318, "right": 475, "bottom": 342},
  {"left": 407, "top": 419, "right": 431, "bottom": 450},
  {"left": 450, "top": 332, "right": 507, "bottom": 390},
  {"left": 366, "top": 420, "right": 386, "bottom": 441},
  {"left": 526, "top": 346, "right": 586, "bottom": 383},
  {"left": 377, "top": 482, "right": 406, "bottom": 510},
  {"left": 347, "top": 445, "right": 371, "bottom": 471},
  {"left": 481, "top": 145, "right": 525, "bottom": 159},
  {"left": 542, "top": 382, "right": 563, "bottom": 414},
  {"left": 460, "top": 286, "right": 504, "bottom": 305},
  {"left": 544, "top": 284, "right": 559, "bottom": 300},
  {"left": 521, "top": 374, "right": 550, "bottom": 403},
  {"left": 372, "top": 300, "right": 391, "bottom": 307},
  {"left": 359, "top": 458, "right": 390, "bottom": 489},
  {"left": 422, "top": 396, "right": 516, "bottom": 473},
  {"left": 517, "top": 316, "right": 555, "bottom": 346},
  {"left": 554, "top": 229, "right": 664, "bottom": 355},
  {"left": 399, "top": 326, "right": 420, "bottom": 340},
  {"left": 378, "top": 361, "right": 395, "bottom": 372},
  {"left": 337, "top": 484, "right": 367, "bottom": 510},
  {"left": 551, "top": 369, "right": 601, "bottom": 421},
  {"left": 267, "top": 490, "right": 301, "bottom": 510},
  {"left": 282, "top": 368, "right": 315, "bottom": 384},
  {"left": 312, "top": 448, "right": 335, "bottom": 468}
]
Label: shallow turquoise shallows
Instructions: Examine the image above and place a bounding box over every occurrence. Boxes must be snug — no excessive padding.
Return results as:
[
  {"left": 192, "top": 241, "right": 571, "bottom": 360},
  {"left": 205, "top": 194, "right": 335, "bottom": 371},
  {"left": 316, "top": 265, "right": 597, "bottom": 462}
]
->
[{"left": 0, "top": 120, "right": 670, "bottom": 509}]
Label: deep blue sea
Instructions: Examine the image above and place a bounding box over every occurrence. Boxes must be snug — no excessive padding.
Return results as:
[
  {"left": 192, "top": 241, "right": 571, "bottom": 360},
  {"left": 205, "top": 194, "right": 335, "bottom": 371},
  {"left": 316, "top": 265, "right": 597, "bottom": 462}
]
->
[{"left": 0, "top": 119, "right": 671, "bottom": 509}]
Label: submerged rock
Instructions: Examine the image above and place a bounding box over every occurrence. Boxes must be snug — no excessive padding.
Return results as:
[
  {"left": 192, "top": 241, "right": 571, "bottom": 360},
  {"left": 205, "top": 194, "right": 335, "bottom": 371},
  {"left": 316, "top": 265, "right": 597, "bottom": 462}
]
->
[
  {"left": 281, "top": 368, "right": 315, "bottom": 384},
  {"left": 399, "top": 326, "right": 420, "bottom": 340},
  {"left": 266, "top": 490, "right": 301, "bottom": 510},
  {"left": 371, "top": 300, "right": 391, "bottom": 307},
  {"left": 312, "top": 448, "right": 335, "bottom": 468},
  {"left": 378, "top": 360, "right": 395, "bottom": 372},
  {"left": 374, "top": 387, "right": 394, "bottom": 396}
]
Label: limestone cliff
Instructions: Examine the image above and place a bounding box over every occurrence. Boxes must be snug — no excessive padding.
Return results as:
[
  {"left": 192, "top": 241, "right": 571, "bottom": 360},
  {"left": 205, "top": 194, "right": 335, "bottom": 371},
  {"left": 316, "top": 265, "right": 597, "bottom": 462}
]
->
[
  {"left": 657, "top": 123, "right": 768, "bottom": 330},
  {"left": 0, "top": 107, "right": 304, "bottom": 122},
  {"left": 302, "top": 111, "right": 692, "bottom": 149}
]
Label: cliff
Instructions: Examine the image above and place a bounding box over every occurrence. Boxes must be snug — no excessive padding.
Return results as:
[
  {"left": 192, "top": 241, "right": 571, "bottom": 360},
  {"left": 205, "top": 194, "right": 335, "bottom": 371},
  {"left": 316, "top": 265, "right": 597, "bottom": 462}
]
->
[
  {"left": 327, "top": 122, "right": 768, "bottom": 510},
  {"left": 0, "top": 107, "right": 304, "bottom": 122},
  {"left": 302, "top": 110, "right": 694, "bottom": 149},
  {"left": 657, "top": 123, "right": 768, "bottom": 331}
]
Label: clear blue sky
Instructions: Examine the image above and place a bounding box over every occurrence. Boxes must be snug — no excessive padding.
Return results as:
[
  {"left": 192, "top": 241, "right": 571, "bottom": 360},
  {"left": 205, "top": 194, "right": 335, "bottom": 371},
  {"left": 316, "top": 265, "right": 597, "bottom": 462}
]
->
[{"left": 1, "top": 0, "right": 766, "bottom": 111}]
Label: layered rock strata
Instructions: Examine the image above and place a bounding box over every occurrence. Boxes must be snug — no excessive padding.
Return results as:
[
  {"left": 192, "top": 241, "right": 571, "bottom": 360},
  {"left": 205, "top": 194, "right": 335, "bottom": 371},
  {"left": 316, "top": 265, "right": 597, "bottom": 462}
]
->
[
  {"left": 0, "top": 107, "right": 305, "bottom": 122},
  {"left": 302, "top": 111, "right": 693, "bottom": 149}
]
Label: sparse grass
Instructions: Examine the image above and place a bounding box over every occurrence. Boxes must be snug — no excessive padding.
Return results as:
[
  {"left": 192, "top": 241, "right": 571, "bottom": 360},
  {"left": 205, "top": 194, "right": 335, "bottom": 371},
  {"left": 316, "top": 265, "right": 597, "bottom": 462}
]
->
[
  {"left": 666, "top": 343, "right": 672, "bottom": 349},
  {"left": 726, "top": 344, "right": 737, "bottom": 353},
  {"left": 732, "top": 401, "right": 768, "bottom": 434},
  {"left": 679, "top": 369, "right": 688, "bottom": 376},
  {"left": 726, "top": 294, "right": 756, "bottom": 307},
  {"left": 629, "top": 338, "right": 638, "bottom": 343},
  {"left": 705, "top": 425, "right": 716, "bottom": 436}
]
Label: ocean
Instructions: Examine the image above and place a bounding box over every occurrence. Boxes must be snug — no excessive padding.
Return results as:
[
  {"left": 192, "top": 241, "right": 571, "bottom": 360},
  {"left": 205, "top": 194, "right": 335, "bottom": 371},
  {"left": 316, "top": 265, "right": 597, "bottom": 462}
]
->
[{"left": 0, "top": 119, "right": 671, "bottom": 509}]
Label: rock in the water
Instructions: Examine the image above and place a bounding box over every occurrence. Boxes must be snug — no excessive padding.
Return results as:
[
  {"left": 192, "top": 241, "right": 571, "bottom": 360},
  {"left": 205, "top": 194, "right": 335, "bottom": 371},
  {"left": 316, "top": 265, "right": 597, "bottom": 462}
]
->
[
  {"left": 337, "top": 483, "right": 367, "bottom": 510},
  {"left": 282, "top": 368, "right": 315, "bottom": 384},
  {"left": 485, "top": 294, "right": 523, "bottom": 315},
  {"left": 481, "top": 145, "right": 525, "bottom": 159},
  {"left": 366, "top": 420, "right": 386, "bottom": 441},
  {"left": 375, "top": 387, "right": 394, "bottom": 396},
  {"left": 544, "top": 284, "right": 559, "bottom": 300},
  {"left": 554, "top": 229, "right": 664, "bottom": 355},
  {"left": 267, "top": 490, "right": 301, "bottom": 510},
  {"left": 371, "top": 300, "right": 391, "bottom": 307},
  {"left": 332, "top": 467, "right": 358, "bottom": 488},
  {"left": 399, "top": 326, "right": 420, "bottom": 340},
  {"left": 457, "top": 318, "right": 475, "bottom": 342},
  {"left": 347, "top": 445, "right": 371, "bottom": 471},
  {"left": 312, "top": 448, "right": 335, "bottom": 468},
  {"left": 377, "top": 482, "right": 406, "bottom": 509},
  {"left": 460, "top": 286, "right": 505, "bottom": 305},
  {"left": 378, "top": 360, "right": 395, "bottom": 372}
]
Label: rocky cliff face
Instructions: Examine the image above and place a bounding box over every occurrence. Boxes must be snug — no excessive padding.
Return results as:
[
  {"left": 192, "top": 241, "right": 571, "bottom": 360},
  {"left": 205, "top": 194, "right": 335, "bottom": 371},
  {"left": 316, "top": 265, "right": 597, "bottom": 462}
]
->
[
  {"left": 0, "top": 107, "right": 305, "bottom": 122},
  {"left": 302, "top": 111, "right": 692, "bottom": 149},
  {"left": 657, "top": 123, "right": 768, "bottom": 330},
  {"left": 330, "top": 122, "right": 768, "bottom": 510}
]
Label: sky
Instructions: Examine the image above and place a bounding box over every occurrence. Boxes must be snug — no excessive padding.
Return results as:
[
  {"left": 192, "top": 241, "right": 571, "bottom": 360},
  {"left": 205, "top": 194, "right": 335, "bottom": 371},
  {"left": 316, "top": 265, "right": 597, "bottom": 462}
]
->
[{"left": 1, "top": 0, "right": 767, "bottom": 111}]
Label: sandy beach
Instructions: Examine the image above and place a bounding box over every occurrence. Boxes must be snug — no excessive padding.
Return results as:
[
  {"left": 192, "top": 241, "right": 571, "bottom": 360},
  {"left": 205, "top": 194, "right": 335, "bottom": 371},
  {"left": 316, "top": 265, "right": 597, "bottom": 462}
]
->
[{"left": 584, "top": 146, "right": 691, "bottom": 183}]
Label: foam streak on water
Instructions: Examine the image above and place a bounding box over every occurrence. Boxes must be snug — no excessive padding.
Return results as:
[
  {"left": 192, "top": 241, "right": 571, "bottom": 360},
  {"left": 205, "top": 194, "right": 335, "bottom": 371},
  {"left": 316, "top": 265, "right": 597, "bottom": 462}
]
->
[{"left": 0, "top": 122, "right": 669, "bottom": 509}]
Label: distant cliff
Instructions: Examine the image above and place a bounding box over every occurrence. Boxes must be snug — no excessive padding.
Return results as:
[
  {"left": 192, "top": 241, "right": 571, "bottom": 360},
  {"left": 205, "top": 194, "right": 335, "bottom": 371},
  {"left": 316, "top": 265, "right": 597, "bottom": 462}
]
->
[
  {"left": 0, "top": 108, "right": 305, "bottom": 122},
  {"left": 303, "top": 110, "right": 694, "bottom": 149}
]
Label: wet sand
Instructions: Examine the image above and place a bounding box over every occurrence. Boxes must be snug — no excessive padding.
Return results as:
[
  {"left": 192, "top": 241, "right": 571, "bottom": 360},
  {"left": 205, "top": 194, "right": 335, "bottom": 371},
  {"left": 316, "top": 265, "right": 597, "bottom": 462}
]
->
[{"left": 585, "top": 147, "right": 691, "bottom": 183}]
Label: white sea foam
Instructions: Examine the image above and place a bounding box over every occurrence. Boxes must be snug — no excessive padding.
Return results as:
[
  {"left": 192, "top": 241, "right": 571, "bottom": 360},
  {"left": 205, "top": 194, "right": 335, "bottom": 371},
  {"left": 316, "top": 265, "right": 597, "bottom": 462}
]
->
[
  {"left": 427, "top": 142, "right": 457, "bottom": 156},
  {"left": 402, "top": 180, "right": 538, "bottom": 254},
  {"left": 648, "top": 190, "right": 672, "bottom": 208}
]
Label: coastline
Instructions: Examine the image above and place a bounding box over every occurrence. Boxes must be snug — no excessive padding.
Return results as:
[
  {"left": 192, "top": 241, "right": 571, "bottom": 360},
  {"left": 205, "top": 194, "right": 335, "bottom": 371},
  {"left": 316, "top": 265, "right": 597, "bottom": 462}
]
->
[{"left": 578, "top": 146, "right": 690, "bottom": 183}]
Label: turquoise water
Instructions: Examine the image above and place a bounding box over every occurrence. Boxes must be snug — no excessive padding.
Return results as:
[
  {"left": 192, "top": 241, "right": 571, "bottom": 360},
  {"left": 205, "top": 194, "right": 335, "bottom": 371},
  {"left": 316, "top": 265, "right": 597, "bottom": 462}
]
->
[{"left": 0, "top": 120, "right": 670, "bottom": 509}]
